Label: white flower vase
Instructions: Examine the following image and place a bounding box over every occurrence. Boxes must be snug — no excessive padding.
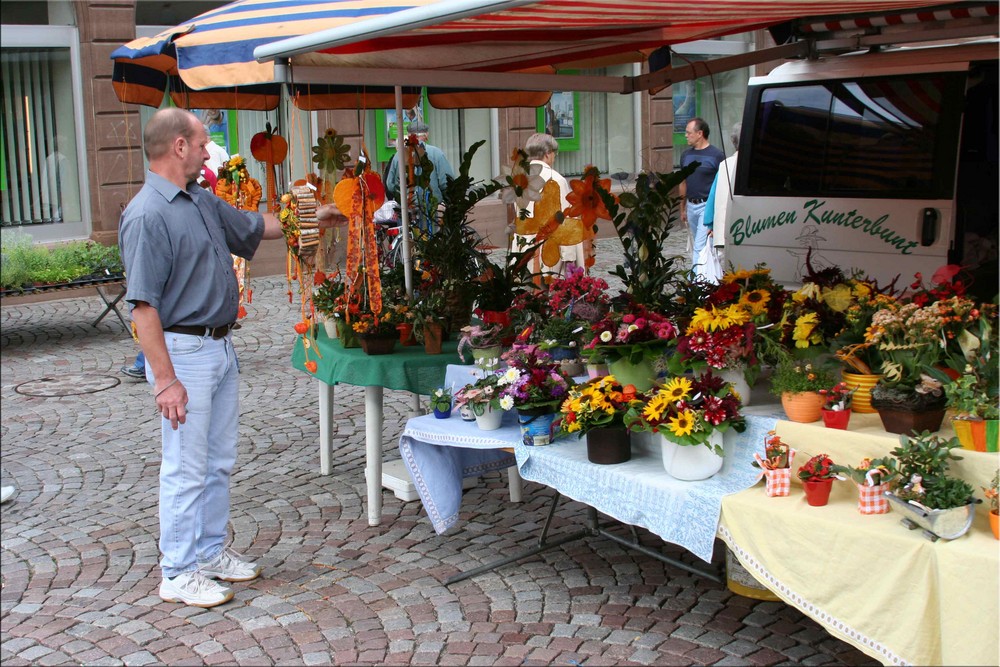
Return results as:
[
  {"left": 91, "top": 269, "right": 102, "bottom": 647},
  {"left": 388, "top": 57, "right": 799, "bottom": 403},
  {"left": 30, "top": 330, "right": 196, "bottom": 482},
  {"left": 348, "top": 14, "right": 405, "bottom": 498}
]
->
[
  {"left": 323, "top": 318, "right": 338, "bottom": 339},
  {"left": 659, "top": 431, "right": 725, "bottom": 480},
  {"left": 719, "top": 368, "right": 751, "bottom": 406},
  {"left": 475, "top": 404, "right": 504, "bottom": 431}
]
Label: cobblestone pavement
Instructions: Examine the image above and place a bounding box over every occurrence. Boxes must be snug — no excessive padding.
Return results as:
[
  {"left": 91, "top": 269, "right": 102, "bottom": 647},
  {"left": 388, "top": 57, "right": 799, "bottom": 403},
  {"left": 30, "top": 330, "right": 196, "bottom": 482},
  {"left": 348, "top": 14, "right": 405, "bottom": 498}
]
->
[{"left": 0, "top": 235, "right": 878, "bottom": 666}]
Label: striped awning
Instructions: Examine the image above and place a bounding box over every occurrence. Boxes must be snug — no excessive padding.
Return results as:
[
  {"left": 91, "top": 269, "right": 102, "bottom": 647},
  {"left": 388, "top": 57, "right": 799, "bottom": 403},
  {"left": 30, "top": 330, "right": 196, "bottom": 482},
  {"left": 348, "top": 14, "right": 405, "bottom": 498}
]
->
[{"left": 112, "top": 0, "right": 983, "bottom": 110}]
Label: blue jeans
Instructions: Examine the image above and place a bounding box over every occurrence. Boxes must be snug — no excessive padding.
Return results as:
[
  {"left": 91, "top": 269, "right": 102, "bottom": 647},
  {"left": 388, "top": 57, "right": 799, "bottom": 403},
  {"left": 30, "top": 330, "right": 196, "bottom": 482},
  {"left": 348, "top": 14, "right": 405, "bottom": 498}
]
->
[
  {"left": 686, "top": 200, "right": 709, "bottom": 268},
  {"left": 150, "top": 332, "right": 239, "bottom": 578}
]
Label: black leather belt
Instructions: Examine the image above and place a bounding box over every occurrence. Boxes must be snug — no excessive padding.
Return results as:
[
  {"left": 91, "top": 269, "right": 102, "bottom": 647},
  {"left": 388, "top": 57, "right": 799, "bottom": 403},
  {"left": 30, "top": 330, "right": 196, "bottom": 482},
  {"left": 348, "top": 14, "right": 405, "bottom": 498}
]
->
[
  {"left": 688, "top": 197, "right": 707, "bottom": 204},
  {"left": 164, "top": 324, "right": 234, "bottom": 339}
]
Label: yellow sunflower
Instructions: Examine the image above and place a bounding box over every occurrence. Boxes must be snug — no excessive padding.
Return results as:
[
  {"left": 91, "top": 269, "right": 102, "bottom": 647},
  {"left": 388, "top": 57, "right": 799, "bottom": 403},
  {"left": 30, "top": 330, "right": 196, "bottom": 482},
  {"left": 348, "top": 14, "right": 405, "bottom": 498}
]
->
[
  {"left": 661, "top": 377, "right": 692, "bottom": 402},
  {"left": 643, "top": 393, "right": 670, "bottom": 421},
  {"left": 739, "top": 289, "right": 770, "bottom": 316},
  {"left": 667, "top": 410, "right": 695, "bottom": 437}
]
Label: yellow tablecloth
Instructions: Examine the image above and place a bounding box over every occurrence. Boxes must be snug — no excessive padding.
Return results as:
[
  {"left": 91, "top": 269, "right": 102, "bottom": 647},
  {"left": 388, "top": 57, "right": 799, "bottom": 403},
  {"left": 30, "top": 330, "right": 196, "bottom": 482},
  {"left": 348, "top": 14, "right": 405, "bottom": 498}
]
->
[{"left": 719, "top": 414, "right": 999, "bottom": 666}]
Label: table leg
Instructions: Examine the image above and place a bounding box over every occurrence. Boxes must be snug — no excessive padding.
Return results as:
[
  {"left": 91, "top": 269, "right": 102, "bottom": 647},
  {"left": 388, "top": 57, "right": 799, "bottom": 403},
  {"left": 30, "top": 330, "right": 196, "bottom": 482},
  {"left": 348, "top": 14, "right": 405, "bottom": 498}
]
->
[
  {"left": 508, "top": 466, "right": 523, "bottom": 503},
  {"left": 409, "top": 393, "right": 421, "bottom": 417},
  {"left": 93, "top": 283, "right": 128, "bottom": 330},
  {"left": 318, "top": 380, "right": 335, "bottom": 475},
  {"left": 365, "top": 385, "right": 384, "bottom": 527}
]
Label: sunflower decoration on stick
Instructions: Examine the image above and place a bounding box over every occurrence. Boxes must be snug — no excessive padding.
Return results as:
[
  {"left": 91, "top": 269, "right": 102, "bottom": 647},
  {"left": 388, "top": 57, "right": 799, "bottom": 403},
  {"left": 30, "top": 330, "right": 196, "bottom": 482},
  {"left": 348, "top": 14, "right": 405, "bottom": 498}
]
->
[{"left": 312, "top": 129, "right": 352, "bottom": 204}]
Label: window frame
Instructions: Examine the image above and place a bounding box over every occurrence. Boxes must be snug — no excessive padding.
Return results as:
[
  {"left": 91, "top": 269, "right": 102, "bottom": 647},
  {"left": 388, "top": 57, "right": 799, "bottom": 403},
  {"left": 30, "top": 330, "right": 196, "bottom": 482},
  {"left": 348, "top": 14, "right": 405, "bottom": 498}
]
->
[{"left": 0, "top": 24, "right": 91, "bottom": 242}]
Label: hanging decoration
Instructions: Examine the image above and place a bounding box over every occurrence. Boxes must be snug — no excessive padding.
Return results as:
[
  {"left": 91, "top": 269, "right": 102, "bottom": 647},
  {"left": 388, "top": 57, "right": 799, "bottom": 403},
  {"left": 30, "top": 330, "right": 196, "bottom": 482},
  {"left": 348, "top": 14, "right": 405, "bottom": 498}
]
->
[
  {"left": 214, "top": 155, "right": 263, "bottom": 321},
  {"left": 250, "top": 122, "right": 289, "bottom": 212},
  {"left": 334, "top": 155, "right": 386, "bottom": 318},
  {"left": 279, "top": 184, "right": 323, "bottom": 372},
  {"left": 515, "top": 180, "right": 586, "bottom": 269},
  {"left": 312, "top": 129, "right": 352, "bottom": 205}
]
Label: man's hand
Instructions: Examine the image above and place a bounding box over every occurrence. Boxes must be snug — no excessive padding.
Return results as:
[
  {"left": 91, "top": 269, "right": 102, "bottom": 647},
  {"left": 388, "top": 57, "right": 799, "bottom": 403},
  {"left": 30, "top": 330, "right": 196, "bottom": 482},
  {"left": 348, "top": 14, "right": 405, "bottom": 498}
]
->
[
  {"left": 317, "top": 204, "right": 348, "bottom": 228},
  {"left": 155, "top": 377, "right": 188, "bottom": 430}
]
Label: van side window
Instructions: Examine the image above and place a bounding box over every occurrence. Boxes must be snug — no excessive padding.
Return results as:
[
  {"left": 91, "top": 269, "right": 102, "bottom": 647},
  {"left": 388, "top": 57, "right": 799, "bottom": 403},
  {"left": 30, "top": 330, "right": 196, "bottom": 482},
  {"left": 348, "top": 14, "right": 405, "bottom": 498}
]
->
[{"left": 741, "top": 72, "right": 965, "bottom": 199}]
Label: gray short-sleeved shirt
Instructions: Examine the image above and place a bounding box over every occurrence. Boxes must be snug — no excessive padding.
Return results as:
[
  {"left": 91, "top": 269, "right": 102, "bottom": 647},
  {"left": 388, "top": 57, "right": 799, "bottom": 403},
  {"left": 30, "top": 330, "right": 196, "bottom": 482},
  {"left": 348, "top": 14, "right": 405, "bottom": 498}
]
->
[{"left": 119, "top": 171, "right": 264, "bottom": 328}]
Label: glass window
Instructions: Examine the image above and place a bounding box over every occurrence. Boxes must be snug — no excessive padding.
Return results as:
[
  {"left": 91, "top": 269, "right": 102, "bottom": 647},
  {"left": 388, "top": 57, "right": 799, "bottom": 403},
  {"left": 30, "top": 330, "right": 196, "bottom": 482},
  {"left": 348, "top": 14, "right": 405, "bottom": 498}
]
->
[
  {"left": 742, "top": 72, "right": 965, "bottom": 199},
  {"left": 1, "top": 44, "right": 83, "bottom": 232}
]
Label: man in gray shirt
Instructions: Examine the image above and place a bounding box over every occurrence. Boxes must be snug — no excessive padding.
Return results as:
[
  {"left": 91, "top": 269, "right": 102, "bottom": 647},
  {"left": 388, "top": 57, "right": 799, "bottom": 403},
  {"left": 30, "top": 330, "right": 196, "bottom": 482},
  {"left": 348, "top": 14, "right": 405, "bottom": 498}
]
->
[{"left": 120, "top": 108, "right": 343, "bottom": 608}]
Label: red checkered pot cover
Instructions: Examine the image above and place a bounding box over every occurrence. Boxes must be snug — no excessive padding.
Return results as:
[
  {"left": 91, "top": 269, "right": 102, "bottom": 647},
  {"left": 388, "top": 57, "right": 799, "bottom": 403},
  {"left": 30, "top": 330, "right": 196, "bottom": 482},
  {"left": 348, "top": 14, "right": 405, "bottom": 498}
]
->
[{"left": 856, "top": 482, "right": 890, "bottom": 514}]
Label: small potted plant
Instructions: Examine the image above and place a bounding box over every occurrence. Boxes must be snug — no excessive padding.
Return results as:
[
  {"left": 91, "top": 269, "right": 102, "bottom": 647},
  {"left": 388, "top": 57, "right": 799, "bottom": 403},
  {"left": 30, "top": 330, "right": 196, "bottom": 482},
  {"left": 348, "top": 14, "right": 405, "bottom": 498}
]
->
[
  {"left": 430, "top": 387, "right": 453, "bottom": 419},
  {"left": 984, "top": 470, "right": 999, "bottom": 540},
  {"left": 885, "top": 432, "right": 979, "bottom": 540},
  {"left": 411, "top": 290, "right": 447, "bottom": 354},
  {"left": 581, "top": 302, "right": 678, "bottom": 392},
  {"left": 559, "top": 375, "right": 644, "bottom": 464},
  {"left": 457, "top": 323, "right": 505, "bottom": 370},
  {"left": 818, "top": 381, "right": 856, "bottom": 430},
  {"left": 312, "top": 270, "right": 345, "bottom": 338},
  {"left": 537, "top": 316, "right": 588, "bottom": 375},
  {"left": 831, "top": 456, "right": 899, "bottom": 514},
  {"left": 455, "top": 373, "right": 511, "bottom": 431},
  {"left": 768, "top": 356, "right": 834, "bottom": 423},
  {"left": 797, "top": 453, "right": 838, "bottom": 506},
  {"left": 752, "top": 430, "right": 796, "bottom": 497},
  {"left": 352, "top": 311, "right": 399, "bottom": 355}
]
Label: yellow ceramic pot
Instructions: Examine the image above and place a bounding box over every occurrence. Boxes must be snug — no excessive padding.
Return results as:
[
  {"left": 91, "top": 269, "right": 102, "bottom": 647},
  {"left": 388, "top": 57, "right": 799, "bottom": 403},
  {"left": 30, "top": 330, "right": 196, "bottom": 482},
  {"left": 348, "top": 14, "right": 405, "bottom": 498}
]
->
[{"left": 841, "top": 371, "right": 881, "bottom": 414}]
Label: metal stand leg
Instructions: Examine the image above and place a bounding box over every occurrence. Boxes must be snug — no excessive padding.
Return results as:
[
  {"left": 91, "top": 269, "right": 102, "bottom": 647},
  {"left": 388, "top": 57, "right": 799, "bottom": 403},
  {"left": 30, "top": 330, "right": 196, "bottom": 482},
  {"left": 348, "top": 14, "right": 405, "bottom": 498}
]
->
[
  {"left": 318, "top": 381, "right": 335, "bottom": 475},
  {"left": 446, "top": 492, "right": 588, "bottom": 585},
  {"left": 365, "top": 385, "right": 384, "bottom": 527},
  {"left": 585, "top": 508, "right": 723, "bottom": 584},
  {"left": 93, "top": 283, "right": 128, "bottom": 330}
]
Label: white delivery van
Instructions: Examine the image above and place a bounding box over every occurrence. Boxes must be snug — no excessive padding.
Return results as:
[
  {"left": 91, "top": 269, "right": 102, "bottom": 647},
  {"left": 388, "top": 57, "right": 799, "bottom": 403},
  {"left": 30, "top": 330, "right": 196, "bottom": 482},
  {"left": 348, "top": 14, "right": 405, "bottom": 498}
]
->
[{"left": 724, "top": 41, "right": 998, "bottom": 288}]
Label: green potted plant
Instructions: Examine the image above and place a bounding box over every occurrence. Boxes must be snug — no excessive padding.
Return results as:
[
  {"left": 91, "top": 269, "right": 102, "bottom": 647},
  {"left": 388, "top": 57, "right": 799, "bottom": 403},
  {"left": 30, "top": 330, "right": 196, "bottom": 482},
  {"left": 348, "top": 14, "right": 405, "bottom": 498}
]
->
[
  {"left": 537, "top": 316, "right": 588, "bottom": 363},
  {"left": 885, "top": 431, "right": 979, "bottom": 540},
  {"left": 579, "top": 302, "right": 678, "bottom": 392},
  {"left": 417, "top": 140, "right": 502, "bottom": 332},
  {"left": 817, "top": 381, "right": 856, "bottom": 429},
  {"left": 410, "top": 289, "right": 447, "bottom": 353},
  {"left": 924, "top": 304, "right": 998, "bottom": 451},
  {"left": 312, "top": 270, "right": 345, "bottom": 338},
  {"left": 457, "top": 324, "right": 505, "bottom": 370},
  {"left": 455, "top": 372, "right": 511, "bottom": 431},
  {"left": 831, "top": 456, "right": 899, "bottom": 514},
  {"left": 768, "top": 356, "right": 835, "bottom": 423}
]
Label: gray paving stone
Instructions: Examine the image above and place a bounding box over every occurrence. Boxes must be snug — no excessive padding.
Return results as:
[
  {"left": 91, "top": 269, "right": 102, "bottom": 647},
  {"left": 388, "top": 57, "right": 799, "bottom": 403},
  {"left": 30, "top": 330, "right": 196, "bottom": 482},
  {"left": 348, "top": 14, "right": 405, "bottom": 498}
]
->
[{"left": 0, "top": 268, "right": 878, "bottom": 667}]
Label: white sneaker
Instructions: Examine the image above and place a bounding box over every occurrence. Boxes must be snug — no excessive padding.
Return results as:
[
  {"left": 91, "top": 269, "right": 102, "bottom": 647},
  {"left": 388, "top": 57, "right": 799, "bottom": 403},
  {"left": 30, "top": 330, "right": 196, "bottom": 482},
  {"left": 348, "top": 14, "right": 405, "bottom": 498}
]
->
[
  {"left": 159, "top": 571, "right": 233, "bottom": 608},
  {"left": 0, "top": 486, "right": 14, "bottom": 504},
  {"left": 198, "top": 547, "right": 262, "bottom": 582}
]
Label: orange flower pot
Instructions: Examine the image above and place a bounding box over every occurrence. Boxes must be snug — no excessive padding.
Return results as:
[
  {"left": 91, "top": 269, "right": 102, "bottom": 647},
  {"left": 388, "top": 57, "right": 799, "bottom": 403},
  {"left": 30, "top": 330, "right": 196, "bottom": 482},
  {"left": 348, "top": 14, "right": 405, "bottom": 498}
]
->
[
  {"left": 781, "top": 391, "right": 824, "bottom": 423},
  {"left": 841, "top": 371, "right": 881, "bottom": 414},
  {"left": 991, "top": 510, "right": 999, "bottom": 540}
]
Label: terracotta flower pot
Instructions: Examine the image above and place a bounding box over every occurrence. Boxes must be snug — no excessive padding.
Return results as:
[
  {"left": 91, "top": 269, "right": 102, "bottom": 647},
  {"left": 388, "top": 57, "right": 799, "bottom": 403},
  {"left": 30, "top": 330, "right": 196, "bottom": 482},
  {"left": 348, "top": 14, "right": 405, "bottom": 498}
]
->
[
  {"left": 802, "top": 478, "right": 834, "bottom": 506},
  {"left": 781, "top": 391, "right": 824, "bottom": 423},
  {"left": 821, "top": 408, "right": 851, "bottom": 430},
  {"left": 423, "top": 322, "right": 444, "bottom": 355},
  {"left": 991, "top": 510, "right": 999, "bottom": 540},
  {"left": 396, "top": 322, "right": 417, "bottom": 346}
]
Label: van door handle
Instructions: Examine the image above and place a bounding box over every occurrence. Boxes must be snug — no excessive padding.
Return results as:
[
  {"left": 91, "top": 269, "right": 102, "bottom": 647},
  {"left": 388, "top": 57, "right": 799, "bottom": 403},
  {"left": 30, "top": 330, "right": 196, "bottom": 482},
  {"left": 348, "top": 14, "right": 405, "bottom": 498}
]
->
[{"left": 921, "top": 208, "right": 938, "bottom": 246}]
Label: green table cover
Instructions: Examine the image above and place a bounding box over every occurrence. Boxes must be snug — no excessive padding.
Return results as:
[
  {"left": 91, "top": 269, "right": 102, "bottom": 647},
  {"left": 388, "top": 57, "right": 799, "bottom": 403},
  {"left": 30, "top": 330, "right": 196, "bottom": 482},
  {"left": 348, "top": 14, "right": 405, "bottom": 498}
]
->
[{"left": 291, "top": 328, "right": 463, "bottom": 395}]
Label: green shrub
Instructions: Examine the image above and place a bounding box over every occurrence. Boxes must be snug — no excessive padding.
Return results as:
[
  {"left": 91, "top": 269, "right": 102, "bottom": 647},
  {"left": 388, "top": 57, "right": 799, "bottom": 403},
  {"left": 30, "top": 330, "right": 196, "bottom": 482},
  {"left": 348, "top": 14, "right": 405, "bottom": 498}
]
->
[{"left": 1, "top": 232, "right": 123, "bottom": 291}]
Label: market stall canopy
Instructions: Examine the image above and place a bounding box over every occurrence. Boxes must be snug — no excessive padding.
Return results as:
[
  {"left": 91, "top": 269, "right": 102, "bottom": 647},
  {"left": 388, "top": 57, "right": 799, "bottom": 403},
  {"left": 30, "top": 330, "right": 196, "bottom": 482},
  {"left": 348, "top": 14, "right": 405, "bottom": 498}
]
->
[
  {"left": 252, "top": 0, "right": 993, "bottom": 94},
  {"left": 110, "top": 0, "right": 547, "bottom": 110}
]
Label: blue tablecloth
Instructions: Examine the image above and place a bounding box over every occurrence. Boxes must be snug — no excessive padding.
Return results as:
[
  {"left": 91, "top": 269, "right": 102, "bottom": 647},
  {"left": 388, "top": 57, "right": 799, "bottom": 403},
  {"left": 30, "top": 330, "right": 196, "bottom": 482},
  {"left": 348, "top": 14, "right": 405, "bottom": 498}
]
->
[
  {"left": 515, "top": 415, "right": 777, "bottom": 563},
  {"left": 399, "top": 410, "right": 520, "bottom": 534}
]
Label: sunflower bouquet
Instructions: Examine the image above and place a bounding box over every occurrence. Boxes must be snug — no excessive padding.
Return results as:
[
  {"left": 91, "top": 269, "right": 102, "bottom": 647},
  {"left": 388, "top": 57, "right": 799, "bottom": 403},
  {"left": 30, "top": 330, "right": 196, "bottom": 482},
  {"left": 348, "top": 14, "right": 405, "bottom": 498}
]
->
[
  {"left": 624, "top": 371, "right": 745, "bottom": 452},
  {"left": 559, "top": 375, "right": 644, "bottom": 436},
  {"left": 710, "top": 265, "right": 789, "bottom": 367}
]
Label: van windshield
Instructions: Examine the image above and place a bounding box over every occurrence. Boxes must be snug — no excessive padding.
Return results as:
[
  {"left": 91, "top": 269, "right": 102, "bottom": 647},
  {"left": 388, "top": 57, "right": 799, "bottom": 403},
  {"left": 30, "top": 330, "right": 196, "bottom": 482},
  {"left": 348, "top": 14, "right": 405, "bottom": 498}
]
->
[{"left": 742, "top": 72, "right": 965, "bottom": 199}]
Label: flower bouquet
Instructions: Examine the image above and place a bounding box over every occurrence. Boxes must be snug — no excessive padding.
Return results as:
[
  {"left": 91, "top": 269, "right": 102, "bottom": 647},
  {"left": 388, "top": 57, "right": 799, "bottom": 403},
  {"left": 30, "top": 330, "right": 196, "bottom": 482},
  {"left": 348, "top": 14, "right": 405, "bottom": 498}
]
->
[
  {"left": 797, "top": 453, "right": 838, "bottom": 506},
  {"left": 831, "top": 456, "right": 898, "bottom": 514},
  {"left": 546, "top": 265, "right": 612, "bottom": 324},
  {"left": 352, "top": 310, "right": 399, "bottom": 355},
  {"left": 709, "top": 266, "right": 789, "bottom": 369},
  {"left": 500, "top": 344, "right": 574, "bottom": 445},
  {"left": 560, "top": 375, "right": 643, "bottom": 464},
  {"left": 626, "top": 370, "right": 744, "bottom": 480},
  {"left": 670, "top": 303, "right": 757, "bottom": 402},
  {"left": 581, "top": 303, "right": 677, "bottom": 390},
  {"left": 752, "top": 431, "right": 796, "bottom": 497}
]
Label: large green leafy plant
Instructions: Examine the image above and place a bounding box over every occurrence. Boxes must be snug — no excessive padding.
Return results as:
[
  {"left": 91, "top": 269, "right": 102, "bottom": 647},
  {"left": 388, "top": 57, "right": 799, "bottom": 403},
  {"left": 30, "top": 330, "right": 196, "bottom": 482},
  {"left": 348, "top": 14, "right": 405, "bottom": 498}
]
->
[{"left": 596, "top": 165, "right": 694, "bottom": 311}]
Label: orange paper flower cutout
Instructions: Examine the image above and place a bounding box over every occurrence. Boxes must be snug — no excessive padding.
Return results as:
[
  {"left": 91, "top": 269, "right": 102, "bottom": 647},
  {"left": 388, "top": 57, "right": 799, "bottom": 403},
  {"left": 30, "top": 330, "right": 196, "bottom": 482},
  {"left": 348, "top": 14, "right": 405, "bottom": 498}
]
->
[
  {"left": 566, "top": 166, "right": 613, "bottom": 227},
  {"left": 516, "top": 180, "right": 562, "bottom": 236}
]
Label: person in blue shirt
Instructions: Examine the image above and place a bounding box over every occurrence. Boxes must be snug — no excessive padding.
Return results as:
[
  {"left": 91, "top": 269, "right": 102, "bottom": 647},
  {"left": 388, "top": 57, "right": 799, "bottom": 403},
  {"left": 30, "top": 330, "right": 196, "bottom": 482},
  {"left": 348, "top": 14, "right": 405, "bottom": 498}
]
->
[
  {"left": 678, "top": 118, "right": 726, "bottom": 270},
  {"left": 384, "top": 121, "right": 455, "bottom": 227}
]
